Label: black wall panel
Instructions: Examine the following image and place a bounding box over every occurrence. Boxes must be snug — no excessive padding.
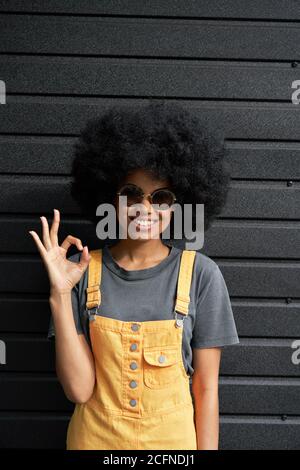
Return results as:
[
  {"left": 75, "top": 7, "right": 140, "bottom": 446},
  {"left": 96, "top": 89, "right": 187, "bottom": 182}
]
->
[{"left": 0, "top": 1, "right": 299, "bottom": 450}]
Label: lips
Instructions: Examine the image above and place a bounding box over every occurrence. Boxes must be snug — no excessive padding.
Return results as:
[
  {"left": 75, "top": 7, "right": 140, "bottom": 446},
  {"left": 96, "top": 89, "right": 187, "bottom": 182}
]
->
[{"left": 128, "top": 216, "right": 159, "bottom": 229}]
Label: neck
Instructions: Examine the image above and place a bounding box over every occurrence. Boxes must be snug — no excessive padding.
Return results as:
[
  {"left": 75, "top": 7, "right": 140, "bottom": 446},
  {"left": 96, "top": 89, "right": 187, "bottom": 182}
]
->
[{"left": 108, "top": 239, "right": 170, "bottom": 264}]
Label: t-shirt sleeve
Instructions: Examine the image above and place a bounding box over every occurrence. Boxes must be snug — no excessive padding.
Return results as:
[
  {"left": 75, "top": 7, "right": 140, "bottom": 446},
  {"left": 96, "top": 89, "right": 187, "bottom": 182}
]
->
[
  {"left": 191, "top": 263, "right": 240, "bottom": 349},
  {"left": 47, "top": 282, "right": 84, "bottom": 340}
]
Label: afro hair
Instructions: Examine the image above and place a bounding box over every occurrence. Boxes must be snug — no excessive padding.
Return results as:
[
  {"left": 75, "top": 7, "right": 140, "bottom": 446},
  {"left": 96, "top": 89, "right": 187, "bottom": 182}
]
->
[{"left": 71, "top": 101, "right": 230, "bottom": 235}]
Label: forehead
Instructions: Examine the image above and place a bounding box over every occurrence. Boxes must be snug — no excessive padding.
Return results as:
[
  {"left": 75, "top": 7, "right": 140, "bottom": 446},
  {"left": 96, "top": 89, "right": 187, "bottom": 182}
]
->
[{"left": 122, "top": 168, "right": 170, "bottom": 189}]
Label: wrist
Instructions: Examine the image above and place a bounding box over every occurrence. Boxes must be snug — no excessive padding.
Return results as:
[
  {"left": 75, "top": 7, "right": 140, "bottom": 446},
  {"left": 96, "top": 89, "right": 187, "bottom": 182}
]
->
[
  {"left": 49, "top": 287, "right": 72, "bottom": 301},
  {"left": 49, "top": 288, "right": 73, "bottom": 323}
]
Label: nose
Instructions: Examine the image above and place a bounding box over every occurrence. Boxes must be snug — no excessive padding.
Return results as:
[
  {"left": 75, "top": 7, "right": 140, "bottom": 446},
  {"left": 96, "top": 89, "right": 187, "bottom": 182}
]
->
[
  {"left": 141, "top": 196, "right": 151, "bottom": 209},
  {"left": 140, "top": 195, "right": 155, "bottom": 215}
]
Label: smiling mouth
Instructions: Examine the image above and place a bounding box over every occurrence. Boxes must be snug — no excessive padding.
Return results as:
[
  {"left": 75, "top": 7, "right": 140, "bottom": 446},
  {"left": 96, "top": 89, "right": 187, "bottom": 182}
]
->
[{"left": 128, "top": 215, "right": 159, "bottom": 229}]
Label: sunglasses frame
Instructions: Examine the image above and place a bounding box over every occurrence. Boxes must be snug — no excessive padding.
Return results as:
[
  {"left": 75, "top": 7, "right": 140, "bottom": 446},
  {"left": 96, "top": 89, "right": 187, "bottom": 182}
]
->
[{"left": 116, "top": 183, "right": 177, "bottom": 209}]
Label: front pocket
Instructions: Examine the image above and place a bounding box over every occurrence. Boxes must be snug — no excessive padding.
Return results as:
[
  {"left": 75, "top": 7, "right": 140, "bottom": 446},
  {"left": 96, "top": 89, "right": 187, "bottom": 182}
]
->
[{"left": 143, "top": 346, "right": 181, "bottom": 389}]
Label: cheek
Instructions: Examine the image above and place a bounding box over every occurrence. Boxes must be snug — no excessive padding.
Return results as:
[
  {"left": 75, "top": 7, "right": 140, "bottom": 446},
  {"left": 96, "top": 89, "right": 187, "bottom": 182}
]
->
[
  {"left": 116, "top": 205, "right": 128, "bottom": 223},
  {"left": 158, "top": 211, "right": 173, "bottom": 231}
]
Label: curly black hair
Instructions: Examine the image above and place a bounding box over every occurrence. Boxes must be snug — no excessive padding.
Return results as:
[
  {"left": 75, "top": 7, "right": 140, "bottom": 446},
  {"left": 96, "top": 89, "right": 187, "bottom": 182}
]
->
[{"left": 71, "top": 101, "right": 230, "bottom": 236}]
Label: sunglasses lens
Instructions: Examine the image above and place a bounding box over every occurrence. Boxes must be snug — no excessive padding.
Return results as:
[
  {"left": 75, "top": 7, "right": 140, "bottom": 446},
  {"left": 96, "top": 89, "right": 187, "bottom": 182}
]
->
[
  {"left": 118, "top": 185, "right": 176, "bottom": 209},
  {"left": 118, "top": 185, "right": 143, "bottom": 206},
  {"left": 152, "top": 190, "right": 175, "bottom": 208}
]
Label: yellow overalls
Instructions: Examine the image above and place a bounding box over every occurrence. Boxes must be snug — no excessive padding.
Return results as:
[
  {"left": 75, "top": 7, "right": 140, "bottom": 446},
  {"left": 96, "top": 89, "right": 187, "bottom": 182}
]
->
[{"left": 66, "top": 248, "right": 198, "bottom": 450}]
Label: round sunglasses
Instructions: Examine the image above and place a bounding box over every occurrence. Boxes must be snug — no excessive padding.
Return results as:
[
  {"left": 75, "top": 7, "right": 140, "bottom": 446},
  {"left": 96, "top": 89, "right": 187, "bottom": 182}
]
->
[{"left": 116, "top": 183, "right": 176, "bottom": 210}]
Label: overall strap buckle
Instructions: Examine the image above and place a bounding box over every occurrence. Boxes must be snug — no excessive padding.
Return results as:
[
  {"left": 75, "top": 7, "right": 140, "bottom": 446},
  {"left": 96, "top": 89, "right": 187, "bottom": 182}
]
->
[
  {"left": 174, "top": 309, "right": 185, "bottom": 328},
  {"left": 86, "top": 306, "right": 99, "bottom": 322}
]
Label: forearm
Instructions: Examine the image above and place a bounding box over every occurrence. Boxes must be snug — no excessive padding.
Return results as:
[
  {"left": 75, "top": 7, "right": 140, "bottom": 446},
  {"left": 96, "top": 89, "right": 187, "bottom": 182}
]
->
[
  {"left": 49, "top": 290, "right": 95, "bottom": 403},
  {"left": 193, "top": 388, "right": 219, "bottom": 450}
]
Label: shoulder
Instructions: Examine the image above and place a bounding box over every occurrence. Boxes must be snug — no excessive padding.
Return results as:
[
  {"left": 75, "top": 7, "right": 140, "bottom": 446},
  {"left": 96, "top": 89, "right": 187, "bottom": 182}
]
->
[
  {"left": 174, "top": 247, "right": 222, "bottom": 293},
  {"left": 194, "top": 250, "right": 220, "bottom": 276},
  {"left": 186, "top": 250, "right": 225, "bottom": 300},
  {"left": 177, "top": 248, "right": 220, "bottom": 278}
]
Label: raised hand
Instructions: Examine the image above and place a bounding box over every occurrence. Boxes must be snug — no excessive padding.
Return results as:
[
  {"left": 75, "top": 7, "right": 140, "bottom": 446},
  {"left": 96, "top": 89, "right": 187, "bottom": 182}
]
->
[{"left": 29, "top": 208, "right": 91, "bottom": 294}]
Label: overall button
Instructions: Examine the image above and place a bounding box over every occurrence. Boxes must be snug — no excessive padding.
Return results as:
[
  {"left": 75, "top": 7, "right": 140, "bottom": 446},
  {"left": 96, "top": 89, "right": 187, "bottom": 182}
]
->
[
  {"left": 131, "top": 323, "right": 140, "bottom": 332},
  {"left": 130, "top": 343, "right": 138, "bottom": 351},
  {"left": 130, "top": 399, "right": 137, "bottom": 407},
  {"left": 158, "top": 354, "right": 166, "bottom": 364},
  {"left": 129, "top": 380, "right": 137, "bottom": 389},
  {"left": 130, "top": 361, "right": 138, "bottom": 370}
]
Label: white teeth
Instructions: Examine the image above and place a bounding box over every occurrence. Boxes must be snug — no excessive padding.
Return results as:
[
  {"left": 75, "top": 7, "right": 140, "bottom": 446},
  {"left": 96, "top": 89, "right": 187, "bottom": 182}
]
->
[
  {"left": 135, "top": 220, "right": 152, "bottom": 225},
  {"left": 131, "top": 218, "right": 158, "bottom": 228}
]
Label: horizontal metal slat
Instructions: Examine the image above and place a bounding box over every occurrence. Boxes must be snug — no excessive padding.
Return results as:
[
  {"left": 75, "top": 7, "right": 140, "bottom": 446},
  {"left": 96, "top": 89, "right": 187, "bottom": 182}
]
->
[{"left": 0, "top": 15, "right": 300, "bottom": 60}]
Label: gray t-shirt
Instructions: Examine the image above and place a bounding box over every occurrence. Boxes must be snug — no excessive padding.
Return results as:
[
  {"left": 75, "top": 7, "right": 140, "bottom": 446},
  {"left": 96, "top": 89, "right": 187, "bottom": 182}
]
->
[{"left": 47, "top": 243, "right": 239, "bottom": 376}]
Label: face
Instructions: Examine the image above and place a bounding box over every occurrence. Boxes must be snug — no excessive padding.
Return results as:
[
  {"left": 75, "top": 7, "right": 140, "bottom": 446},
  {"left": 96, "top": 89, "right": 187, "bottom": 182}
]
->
[{"left": 114, "top": 168, "right": 175, "bottom": 240}]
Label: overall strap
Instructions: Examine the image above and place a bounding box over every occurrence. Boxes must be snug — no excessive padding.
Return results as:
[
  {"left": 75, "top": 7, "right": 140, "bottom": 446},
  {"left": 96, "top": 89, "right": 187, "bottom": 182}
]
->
[
  {"left": 86, "top": 248, "right": 102, "bottom": 310},
  {"left": 174, "top": 250, "right": 196, "bottom": 316}
]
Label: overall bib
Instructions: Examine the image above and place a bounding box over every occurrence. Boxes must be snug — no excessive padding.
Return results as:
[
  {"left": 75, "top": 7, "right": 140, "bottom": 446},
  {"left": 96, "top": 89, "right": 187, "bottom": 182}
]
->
[{"left": 66, "top": 248, "right": 197, "bottom": 450}]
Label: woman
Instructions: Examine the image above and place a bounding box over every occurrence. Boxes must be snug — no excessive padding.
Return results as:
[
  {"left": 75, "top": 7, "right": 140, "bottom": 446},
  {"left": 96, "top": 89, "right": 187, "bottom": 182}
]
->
[{"left": 29, "top": 102, "right": 239, "bottom": 450}]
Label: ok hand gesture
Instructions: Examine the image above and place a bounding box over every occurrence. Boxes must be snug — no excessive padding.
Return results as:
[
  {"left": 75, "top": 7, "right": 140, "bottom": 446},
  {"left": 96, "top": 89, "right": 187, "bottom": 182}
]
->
[{"left": 29, "top": 209, "right": 91, "bottom": 294}]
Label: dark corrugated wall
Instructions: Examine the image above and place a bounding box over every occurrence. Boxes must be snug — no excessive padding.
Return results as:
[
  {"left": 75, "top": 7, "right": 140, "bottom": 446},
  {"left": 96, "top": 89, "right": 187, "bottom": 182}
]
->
[{"left": 0, "top": 1, "right": 299, "bottom": 450}]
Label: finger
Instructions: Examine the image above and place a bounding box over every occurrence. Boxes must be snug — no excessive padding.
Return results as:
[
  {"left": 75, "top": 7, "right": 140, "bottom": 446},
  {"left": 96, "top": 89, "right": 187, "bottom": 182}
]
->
[
  {"left": 40, "top": 216, "right": 52, "bottom": 250},
  {"left": 77, "top": 246, "right": 91, "bottom": 272},
  {"left": 61, "top": 235, "right": 84, "bottom": 253},
  {"left": 49, "top": 208, "right": 60, "bottom": 246},
  {"left": 29, "top": 231, "right": 48, "bottom": 260}
]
